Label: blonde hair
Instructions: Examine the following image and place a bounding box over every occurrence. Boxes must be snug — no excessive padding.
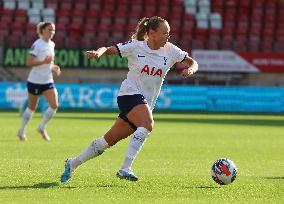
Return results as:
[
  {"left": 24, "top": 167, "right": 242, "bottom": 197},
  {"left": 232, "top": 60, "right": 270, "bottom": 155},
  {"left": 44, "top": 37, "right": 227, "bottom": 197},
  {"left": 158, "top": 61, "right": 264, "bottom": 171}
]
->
[
  {"left": 36, "top": 22, "right": 54, "bottom": 37},
  {"left": 131, "top": 16, "right": 168, "bottom": 41}
]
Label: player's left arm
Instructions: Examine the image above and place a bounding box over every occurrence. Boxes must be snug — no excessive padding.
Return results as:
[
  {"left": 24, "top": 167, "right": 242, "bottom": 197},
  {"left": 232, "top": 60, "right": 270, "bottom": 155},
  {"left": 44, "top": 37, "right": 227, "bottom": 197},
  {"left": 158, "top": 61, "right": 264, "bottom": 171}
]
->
[
  {"left": 180, "top": 56, "right": 198, "bottom": 78},
  {"left": 51, "top": 63, "right": 61, "bottom": 76},
  {"left": 86, "top": 46, "right": 118, "bottom": 59}
]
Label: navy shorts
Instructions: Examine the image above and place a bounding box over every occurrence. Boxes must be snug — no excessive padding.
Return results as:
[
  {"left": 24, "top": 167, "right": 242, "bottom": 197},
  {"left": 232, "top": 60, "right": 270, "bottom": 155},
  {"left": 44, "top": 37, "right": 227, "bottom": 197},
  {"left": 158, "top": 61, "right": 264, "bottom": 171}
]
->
[
  {"left": 117, "top": 94, "right": 147, "bottom": 130},
  {"left": 27, "top": 81, "right": 55, "bottom": 96}
]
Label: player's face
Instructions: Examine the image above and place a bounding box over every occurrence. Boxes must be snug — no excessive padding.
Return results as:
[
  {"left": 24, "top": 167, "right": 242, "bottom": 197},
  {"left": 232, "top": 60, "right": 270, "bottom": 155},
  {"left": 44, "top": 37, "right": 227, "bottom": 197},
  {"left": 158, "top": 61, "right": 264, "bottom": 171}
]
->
[
  {"left": 153, "top": 22, "right": 170, "bottom": 48},
  {"left": 42, "top": 24, "right": 56, "bottom": 40}
]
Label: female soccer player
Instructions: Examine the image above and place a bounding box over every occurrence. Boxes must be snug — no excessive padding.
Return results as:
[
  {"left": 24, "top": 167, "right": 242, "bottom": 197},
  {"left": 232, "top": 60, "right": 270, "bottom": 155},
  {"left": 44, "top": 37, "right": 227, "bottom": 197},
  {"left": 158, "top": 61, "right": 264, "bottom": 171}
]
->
[
  {"left": 61, "top": 16, "right": 198, "bottom": 182},
  {"left": 17, "top": 22, "right": 61, "bottom": 141}
]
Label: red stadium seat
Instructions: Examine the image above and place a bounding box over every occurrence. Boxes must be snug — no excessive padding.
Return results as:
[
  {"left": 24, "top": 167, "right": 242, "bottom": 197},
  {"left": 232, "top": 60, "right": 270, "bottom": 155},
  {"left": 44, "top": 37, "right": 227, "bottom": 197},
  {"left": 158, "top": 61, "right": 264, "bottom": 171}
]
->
[
  {"left": 192, "top": 39, "right": 205, "bottom": 49},
  {"left": 0, "top": 29, "right": 10, "bottom": 39},
  {"left": 260, "top": 40, "right": 273, "bottom": 52},
  {"left": 60, "top": 1, "right": 73, "bottom": 10},
  {"left": 251, "top": 0, "right": 264, "bottom": 9},
  {"left": 208, "top": 28, "right": 221, "bottom": 41},
  {"left": 56, "top": 9, "right": 72, "bottom": 17},
  {"left": 113, "top": 17, "right": 127, "bottom": 26},
  {"left": 17, "top": 0, "right": 274, "bottom": 52},
  {"left": 14, "top": 15, "right": 27, "bottom": 24},
  {"left": 212, "top": 5, "right": 224, "bottom": 16},
  {"left": 207, "top": 40, "right": 220, "bottom": 50},
  {"left": 212, "top": 0, "right": 225, "bottom": 7},
  {"left": 225, "top": 0, "right": 238, "bottom": 9},
  {"left": 116, "top": 4, "right": 129, "bottom": 14},
  {"left": 74, "top": 0, "right": 87, "bottom": 10},
  {"left": 85, "top": 18, "right": 98, "bottom": 27},
  {"left": 220, "top": 39, "right": 232, "bottom": 50},
  {"left": 247, "top": 40, "right": 260, "bottom": 52},
  {"left": 264, "top": 11, "right": 276, "bottom": 23},
  {"left": 53, "top": 35, "right": 65, "bottom": 48},
  {"left": 14, "top": 9, "right": 27, "bottom": 17},
  {"left": 46, "top": 1, "right": 58, "bottom": 10},
  {"left": 116, "top": 0, "right": 129, "bottom": 4},
  {"left": 0, "top": 15, "right": 13, "bottom": 24},
  {"left": 11, "top": 22, "right": 25, "bottom": 31},
  {"left": 94, "top": 36, "right": 108, "bottom": 48},
  {"left": 239, "top": 0, "right": 251, "bottom": 8},
  {"left": 159, "top": 0, "right": 170, "bottom": 6},
  {"left": 56, "top": 16, "right": 70, "bottom": 24},
  {"left": 144, "top": 0, "right": 156, "bottom": 5},
  {"left": 71, "top": 16, "right": 84, "bottom": 25},
  {"left": 22, "top": 35, "right": 38, "bottom": 47},
  {"left": 80, "top": 36, "right": 95, "bottom": 49},
  {"left": 99, "top": 16, "right": 112, "bottom": 26},
  {"left": 88, "top": 1, "right": 102, "bottom": 10},
  {"left": 73, "top": 8, "right": 85, "bottom": 17},
  {"left": 66, "top": 36, "right": 81, "bottom": 48},
  {"left": 86, "top": 9, "right": 101, "bottom": 19},
  {"left": 7, "top": 36, "right": 21, "bottom": 47}
]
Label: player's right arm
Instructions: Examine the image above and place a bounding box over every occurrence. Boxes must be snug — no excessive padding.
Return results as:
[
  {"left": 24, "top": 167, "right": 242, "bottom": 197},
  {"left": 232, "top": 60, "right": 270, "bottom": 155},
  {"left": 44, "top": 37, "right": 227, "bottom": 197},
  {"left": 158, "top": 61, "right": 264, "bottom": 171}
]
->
[
  {"left": 26, "top": 55, "right": 53, "bottom": 67},
  {"left": 86, "top": 46, "right": 118, "bottom": 59}
]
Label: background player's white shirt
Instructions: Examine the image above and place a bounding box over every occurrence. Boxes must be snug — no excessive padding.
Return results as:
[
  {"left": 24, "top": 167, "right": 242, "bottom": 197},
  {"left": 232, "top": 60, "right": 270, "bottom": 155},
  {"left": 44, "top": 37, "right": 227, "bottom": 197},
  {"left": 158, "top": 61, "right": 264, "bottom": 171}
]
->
[
  {"left": 116, "top": 39, "right": 188, "bottom": 110},
  {"left": 27, "top": 38, "right": 55, "bottom": 84}
]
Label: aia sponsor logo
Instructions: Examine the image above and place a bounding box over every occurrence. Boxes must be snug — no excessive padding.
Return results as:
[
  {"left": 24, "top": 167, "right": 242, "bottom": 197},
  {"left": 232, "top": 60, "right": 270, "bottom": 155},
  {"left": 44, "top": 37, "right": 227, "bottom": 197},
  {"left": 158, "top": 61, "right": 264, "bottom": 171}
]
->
[{"left": 140, "top": 65, "right": 162, "bottom": 77}]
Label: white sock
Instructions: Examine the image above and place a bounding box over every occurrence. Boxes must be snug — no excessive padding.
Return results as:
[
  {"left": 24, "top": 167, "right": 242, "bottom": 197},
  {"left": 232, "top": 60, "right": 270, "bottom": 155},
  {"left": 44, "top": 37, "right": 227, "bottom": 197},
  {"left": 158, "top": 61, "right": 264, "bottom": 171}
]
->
[
  {"left": 121, "top": 127, "right": 150, "bottom": 171},
  {"left": 70, "top": 136, "right": 109, "bottom": 171},
  {"left": 39, "top": 107, "right": 57, "bottom": 130},
  {"left": 19, "top": 107, "right": 34, "bottom": 134}
]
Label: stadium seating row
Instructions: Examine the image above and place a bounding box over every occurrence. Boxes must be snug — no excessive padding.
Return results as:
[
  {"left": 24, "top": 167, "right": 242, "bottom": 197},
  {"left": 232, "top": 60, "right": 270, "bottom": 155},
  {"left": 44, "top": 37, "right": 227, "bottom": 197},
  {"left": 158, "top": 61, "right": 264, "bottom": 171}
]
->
[{"left": 0, "top": 0, "right": 283, "bottom": 52}]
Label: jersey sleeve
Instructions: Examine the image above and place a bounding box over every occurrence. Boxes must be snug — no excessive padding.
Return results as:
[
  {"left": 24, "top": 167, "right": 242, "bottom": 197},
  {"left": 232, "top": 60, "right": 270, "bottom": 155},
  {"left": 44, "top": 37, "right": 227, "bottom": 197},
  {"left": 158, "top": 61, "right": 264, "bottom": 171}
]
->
[
  {"left": 170, "top": 44, "right": 188, "bottom": 63},
  {"left": 29, "top": 41, "right": 40, "bottom": 57},
  {"left": 116, "top": 39, "right": 138, "bottom": 58}
]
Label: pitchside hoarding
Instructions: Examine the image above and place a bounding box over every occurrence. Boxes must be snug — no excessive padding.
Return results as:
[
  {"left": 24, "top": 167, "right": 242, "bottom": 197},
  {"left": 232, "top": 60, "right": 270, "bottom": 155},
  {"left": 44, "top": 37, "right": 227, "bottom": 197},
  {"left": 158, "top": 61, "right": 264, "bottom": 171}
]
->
[
  {"left": 2, "top": 48, "right": 284, "bottom": 72},
  {"left": 191, "top": 50, "right": 284, "bottom": 72},
  {"left": 1, "top": 82, "right": 284, "bottom": 112},
  {"left": 2, "top": 48, "right": 128, "bottom": 69}
]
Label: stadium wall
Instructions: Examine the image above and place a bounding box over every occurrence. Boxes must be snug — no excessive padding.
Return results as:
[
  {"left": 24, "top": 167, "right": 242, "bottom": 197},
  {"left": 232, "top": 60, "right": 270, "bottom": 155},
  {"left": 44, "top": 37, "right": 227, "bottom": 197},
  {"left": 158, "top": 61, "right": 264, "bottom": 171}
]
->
[{"left": 2, "top": 82, "right": 284, "bottom": 113}]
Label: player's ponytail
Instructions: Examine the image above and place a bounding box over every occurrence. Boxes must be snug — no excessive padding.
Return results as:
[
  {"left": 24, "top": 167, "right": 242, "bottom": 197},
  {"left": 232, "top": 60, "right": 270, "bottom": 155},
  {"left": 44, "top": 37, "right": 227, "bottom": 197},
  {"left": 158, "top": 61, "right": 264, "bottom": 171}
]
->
[
  {"left": 131, "top": 17, "right": 150, "bottom": 41},
  {"left": 131, "top": 16, "right": 168, "bottom": 41}
]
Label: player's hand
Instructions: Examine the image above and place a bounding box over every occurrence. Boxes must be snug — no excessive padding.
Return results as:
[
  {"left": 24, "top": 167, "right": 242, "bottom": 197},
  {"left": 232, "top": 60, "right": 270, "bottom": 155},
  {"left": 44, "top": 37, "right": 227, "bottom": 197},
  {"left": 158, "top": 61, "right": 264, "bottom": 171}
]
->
[
  {"left": 43, "top": 56, "right": 53, "bottom": 64},
  {"left": 181, "top": 67, "right": 195, "bottom": 78},
  {"left": 52, "top": 65, "right": 61, "bottom": 76},
  {"left": 86, "top": 50, "right": 99, "bottom": 59}
]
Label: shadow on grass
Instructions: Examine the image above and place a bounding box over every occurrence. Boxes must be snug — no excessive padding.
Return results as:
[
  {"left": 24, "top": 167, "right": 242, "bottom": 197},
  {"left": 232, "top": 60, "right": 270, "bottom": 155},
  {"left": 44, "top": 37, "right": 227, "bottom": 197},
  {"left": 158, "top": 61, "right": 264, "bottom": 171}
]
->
[
  {"left": 2, "top": 112, "right": 284, "bottom": 127},
  {"left": 184, "top": 185, "right": 221, "bottom": 189},
  {"left": 96, "top": 184, "right": 127, "bottom": 188},
  {"left": 54, "top": 115, "right": 284, "bottom": 127},
  {"left": 263, "top": 176, "right": 284, "bottom": 180},
  {"left": 0, "top": 182, "right": 76, "bottom": 190}
]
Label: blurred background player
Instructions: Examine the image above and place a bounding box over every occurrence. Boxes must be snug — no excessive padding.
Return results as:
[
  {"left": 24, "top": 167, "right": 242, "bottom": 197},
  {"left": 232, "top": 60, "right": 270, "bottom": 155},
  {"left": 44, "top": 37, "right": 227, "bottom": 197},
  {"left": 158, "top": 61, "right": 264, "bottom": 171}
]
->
[
  {"left": 61, "top": 16, "right": 198, "bottom": 183},
  {"left": 17, "top": 22, "right": 61, "bottom": 141}
]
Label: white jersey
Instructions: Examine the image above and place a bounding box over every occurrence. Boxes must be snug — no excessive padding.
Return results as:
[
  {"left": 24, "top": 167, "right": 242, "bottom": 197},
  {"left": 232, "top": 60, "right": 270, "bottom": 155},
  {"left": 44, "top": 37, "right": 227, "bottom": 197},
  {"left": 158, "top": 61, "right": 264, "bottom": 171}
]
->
[
  {"left": 116, "top": 39, "right": 188, "bottom": 110},
  {"left": 27, "top": 38, "right": 55, "bottom": 84}
]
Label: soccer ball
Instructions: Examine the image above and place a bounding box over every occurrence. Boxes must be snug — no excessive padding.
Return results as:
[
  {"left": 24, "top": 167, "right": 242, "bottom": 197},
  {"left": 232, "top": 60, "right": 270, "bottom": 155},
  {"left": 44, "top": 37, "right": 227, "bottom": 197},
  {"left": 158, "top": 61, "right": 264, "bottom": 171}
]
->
[{"left": 211, "top": 158, "right": 238, "bottom": 185}]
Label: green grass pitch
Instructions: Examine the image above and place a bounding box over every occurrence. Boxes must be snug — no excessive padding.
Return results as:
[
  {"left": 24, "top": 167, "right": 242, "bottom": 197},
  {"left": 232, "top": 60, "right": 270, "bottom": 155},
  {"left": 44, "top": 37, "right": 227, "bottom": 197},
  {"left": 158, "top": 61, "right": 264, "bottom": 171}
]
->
[{"left": 0, "top": 111, "right": 283, "bottom": 204}]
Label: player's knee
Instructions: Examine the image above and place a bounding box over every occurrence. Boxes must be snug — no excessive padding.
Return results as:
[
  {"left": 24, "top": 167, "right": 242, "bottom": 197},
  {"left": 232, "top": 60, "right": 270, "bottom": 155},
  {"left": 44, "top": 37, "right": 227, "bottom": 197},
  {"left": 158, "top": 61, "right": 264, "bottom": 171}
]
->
[
  {"left": 50, "top": 103, "right": 58, "bottom": 109},
  {"left": 28, "top": 105, "right": 37, "bottom": 112},
  {"left": 143, "top": 119, "right": 154, "bottom": 132}
]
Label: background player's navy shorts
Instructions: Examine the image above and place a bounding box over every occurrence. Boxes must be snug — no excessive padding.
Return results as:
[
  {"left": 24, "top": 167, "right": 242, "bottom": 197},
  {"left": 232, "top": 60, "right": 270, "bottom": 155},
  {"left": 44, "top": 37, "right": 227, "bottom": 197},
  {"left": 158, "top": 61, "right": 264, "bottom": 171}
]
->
[
  {"left": 27, "top": 81, "right": 55, "bottom": 95},
  {"left": 117, "top": 94, "right": 147, "bottom": 130}
]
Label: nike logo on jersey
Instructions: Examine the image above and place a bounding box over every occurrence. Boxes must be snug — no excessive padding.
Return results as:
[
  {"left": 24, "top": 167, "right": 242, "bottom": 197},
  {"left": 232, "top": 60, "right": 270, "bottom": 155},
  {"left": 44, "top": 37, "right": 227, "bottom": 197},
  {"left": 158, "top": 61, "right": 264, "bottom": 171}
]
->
[
  {"left": 138, "top": 55, "right": 145, "bottom": 57},
  {"left": 141, "top": 65, "right": 162, "bottom": 77}
]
